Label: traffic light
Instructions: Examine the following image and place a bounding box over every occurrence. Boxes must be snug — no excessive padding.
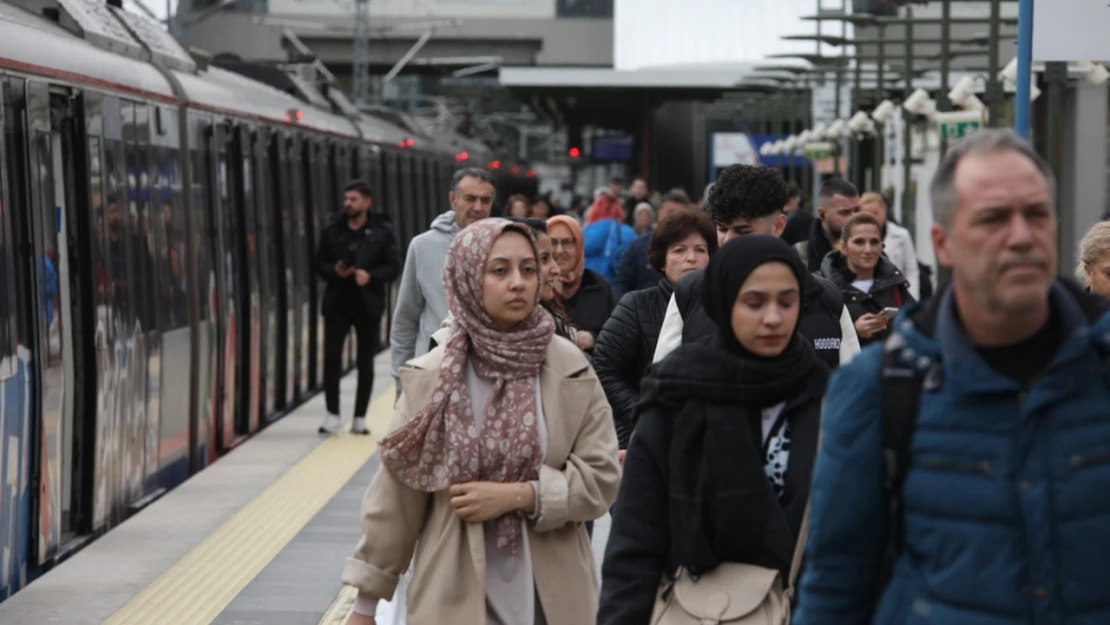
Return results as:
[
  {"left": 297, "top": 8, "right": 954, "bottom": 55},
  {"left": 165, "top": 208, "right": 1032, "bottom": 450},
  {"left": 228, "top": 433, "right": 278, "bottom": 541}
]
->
[{"left": 567, "top": 124, "right": 583, "bottom": 160}]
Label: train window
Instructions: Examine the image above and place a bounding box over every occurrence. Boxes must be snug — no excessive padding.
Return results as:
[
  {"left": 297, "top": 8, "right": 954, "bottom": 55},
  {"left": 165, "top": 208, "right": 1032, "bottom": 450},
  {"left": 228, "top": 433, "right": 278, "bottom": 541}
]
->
[
  {"left": 158, "top": 145, "right": 187, "bottom": 331},
  {"left": 31, "top": 130, "right": 63, "bottom": 366},
  {"left": 0, "top": 87, "right": 15, "bottom": 377}
]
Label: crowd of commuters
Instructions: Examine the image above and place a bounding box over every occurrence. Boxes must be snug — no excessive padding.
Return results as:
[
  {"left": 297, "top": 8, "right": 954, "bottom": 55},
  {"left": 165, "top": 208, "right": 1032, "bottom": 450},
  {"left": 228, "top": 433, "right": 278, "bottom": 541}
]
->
[{"left": 325, "top": 128, "right": 1110, "bottom": 625}]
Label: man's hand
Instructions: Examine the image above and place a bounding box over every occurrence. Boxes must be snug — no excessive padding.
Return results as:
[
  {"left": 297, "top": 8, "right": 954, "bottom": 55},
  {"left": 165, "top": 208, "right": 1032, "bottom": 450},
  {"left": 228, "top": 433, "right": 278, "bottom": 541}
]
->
[
  {"left": 450, "top": 482, "right": 526, "bottom": 523},
  {"left": 618, "top": 449, "right": 627, "bottom": 468},
  {"left": 336, "top": 262, "right": 355, "bottom": 278},
  {"left": 345, "top": 613, "right": 375, "bottom": 625},
  {"left": 854, "top": 313, "right": 889, "bottom": 340},
  {"left": 355, "top": 269, "right": 371, "bottom": 286},
  {"left": 576, "top": 330, "right": 596, "bottom": 351}
]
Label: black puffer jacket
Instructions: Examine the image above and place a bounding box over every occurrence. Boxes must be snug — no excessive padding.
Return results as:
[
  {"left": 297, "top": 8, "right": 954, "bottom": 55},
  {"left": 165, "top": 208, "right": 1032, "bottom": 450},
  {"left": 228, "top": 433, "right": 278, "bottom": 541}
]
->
[
  {"left": 564, "top": 268, "right": 617, "bottom": 348},
  {"left": 674, "top": 268, "right": 847, "bottom": 369},
  {"left": 818, "top": 250, "right": 915, "bottom": 346},
  {"left": 593, "top": 278, "right": 674, "bottom": 448}
]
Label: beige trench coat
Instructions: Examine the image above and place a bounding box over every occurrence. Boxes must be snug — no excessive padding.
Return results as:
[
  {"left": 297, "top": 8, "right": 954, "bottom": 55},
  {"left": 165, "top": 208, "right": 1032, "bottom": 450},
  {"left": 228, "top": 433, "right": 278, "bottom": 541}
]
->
[{"left": 342, "top": 335, "right": 621, "bottom": 625}]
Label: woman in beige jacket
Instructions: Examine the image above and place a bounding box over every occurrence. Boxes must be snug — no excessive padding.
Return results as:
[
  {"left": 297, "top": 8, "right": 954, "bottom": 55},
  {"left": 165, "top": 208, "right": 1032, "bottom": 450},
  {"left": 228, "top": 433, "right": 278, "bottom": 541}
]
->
[{"left": 344, "top": 218, "right": 620, "bottom": 625}]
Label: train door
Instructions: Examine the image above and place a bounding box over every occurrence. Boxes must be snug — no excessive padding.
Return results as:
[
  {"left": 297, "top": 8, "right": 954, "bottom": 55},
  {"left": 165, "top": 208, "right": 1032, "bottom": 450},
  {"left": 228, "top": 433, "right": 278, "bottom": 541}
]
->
[
  {"left": 270, "top": 132, "right": 295, "bottom": 409},
  {"left": 314, "top": 143, "right": 330, "bottom": 384},
  {"left": 0, "top": 77, "right": 33, "bottom": 596},
  {"left": 252, "top": 129, "right": 278, "bottom": 420},
  {"left": 150, "top": 107, "right": 188, "bottom": 486},
  {"left": 187, "top": 115, "right": 216, "bottom": 467},
  {"left": 201, "top": 122, "right": 236, "bottom": 452},
  {"left": 288, "top": 135, "right": 309, "bottom": 398},
  {"left": 229, "top": 126, "right": 261, "bottom": 436},
  {"left": 122, "top": 102, "right": 165, "bottom": 505},
  {"left": 20, "top": 81, "right": 94, "bottom": 559},
  {"left": 303, "top": 139, "right": 319, "bottom": 391}
]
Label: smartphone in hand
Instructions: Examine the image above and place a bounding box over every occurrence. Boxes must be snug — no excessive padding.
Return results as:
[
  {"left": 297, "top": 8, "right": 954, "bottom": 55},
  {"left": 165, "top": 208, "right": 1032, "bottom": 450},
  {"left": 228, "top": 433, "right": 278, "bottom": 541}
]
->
[{"left": 879, "top": 307, "right": 899, "bottom": 320}]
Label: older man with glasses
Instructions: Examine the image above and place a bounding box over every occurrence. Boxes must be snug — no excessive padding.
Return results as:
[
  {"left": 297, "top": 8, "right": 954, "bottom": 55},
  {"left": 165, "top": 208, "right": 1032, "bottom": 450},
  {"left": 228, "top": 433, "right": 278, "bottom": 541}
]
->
[{"left": 389, "top": 167, "right": 495, "bottom": 400}]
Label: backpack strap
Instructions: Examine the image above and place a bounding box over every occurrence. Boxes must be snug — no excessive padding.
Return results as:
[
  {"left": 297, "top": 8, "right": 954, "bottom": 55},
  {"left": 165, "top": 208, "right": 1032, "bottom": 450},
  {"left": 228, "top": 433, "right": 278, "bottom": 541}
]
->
[{"left": 879, "top": 335, "right": 925, "bottom": 579}]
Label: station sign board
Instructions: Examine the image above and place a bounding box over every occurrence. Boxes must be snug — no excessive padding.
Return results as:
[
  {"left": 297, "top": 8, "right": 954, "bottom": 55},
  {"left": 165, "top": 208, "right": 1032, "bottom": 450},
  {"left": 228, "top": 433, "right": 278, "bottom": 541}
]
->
[{"left": 935, "top": 110, "right": 984, "bottom": 140}]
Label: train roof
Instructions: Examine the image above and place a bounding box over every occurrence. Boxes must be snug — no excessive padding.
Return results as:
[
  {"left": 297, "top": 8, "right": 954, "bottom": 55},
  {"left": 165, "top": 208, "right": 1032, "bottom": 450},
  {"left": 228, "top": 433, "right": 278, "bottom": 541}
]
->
[
  {"left": 0, "top": 0, "right": 173, "bottom": 100},
  {"left": 0, "top": 0, "right": 484, "bottom": 156}
]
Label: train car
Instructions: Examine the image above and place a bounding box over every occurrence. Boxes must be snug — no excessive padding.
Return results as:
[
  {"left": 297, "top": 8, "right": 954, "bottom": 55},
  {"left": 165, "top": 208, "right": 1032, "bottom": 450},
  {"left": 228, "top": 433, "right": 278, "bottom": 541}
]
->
[{"left": 0, "top": 0, "right": 511, "bottom": 600}]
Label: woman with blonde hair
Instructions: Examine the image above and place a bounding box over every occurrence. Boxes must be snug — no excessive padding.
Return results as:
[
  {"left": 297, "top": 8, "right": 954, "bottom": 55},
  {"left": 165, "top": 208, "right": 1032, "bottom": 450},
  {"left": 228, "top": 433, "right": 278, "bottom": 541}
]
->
[
  {"left": 1077, "top": 220, "right": 1110, "bottom": 297},
  {"left": 343, "top": 219, "right": 620, "bottom": 625}
]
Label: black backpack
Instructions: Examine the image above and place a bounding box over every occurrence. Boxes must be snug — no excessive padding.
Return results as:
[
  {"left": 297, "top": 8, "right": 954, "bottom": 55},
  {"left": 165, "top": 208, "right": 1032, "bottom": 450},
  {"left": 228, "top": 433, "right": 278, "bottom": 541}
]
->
[{"left": 879, "top": 336, "right": 928, "bottom": 582}]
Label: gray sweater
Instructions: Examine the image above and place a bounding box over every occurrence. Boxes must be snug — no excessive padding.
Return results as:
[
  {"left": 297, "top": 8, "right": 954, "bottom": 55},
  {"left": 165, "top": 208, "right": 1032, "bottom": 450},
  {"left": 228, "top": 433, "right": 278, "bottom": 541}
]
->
[{"left": 389, "top": 211, "right": 461, "bottom": 387}]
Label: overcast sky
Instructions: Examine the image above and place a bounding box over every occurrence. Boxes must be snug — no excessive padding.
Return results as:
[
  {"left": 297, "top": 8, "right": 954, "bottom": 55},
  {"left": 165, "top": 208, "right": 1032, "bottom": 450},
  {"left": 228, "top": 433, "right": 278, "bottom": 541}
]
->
[{"left": 615, "top": 0, "right": 851, "bottom": 70}]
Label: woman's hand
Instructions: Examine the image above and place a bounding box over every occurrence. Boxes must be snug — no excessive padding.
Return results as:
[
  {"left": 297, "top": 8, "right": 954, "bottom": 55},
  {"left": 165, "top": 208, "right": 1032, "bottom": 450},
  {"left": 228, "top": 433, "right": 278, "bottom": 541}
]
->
[
  {"left": 854, "top": 313, "right": 889, "bottom": 340},
  {"left": 345, "top": 613, "right": 375, "bottom": 625},
  {"left": 450, "top": 482, "right": 534, "bottom": 523},
  {"left": 576, "top": 330, "right": 596, "bottom": 351}
]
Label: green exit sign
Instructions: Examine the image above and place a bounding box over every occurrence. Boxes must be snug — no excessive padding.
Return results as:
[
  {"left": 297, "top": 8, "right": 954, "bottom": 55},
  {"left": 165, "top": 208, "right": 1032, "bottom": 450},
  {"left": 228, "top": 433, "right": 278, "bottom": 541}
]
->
[{"left": 936, "top": 111, "right": 985, "bottom": 139}]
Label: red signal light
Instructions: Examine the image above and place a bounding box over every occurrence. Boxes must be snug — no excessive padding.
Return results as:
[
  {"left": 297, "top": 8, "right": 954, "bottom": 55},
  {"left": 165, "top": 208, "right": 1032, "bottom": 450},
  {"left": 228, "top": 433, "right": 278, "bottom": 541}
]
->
[
  {"left": 489, "top": 160, "right": 501, "bottom": 169},
  {"left": 510, "top": 165, "right": 521, "bottom": 175},
  {"left": 526, "top": 169, "right": 536, "bottom": 178},
  {"left": 455, "top": 151, "right": 469, "bottom": 162},
  {"left": 568, "top": 146, "right": 581, "bottom": 158}
]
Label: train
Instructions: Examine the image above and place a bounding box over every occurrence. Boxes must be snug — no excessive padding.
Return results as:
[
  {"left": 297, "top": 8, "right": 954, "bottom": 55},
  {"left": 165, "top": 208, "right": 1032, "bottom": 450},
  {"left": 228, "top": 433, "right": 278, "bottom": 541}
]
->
[{"left": 0, "top": 0, "right": 538, "bottom": 600}]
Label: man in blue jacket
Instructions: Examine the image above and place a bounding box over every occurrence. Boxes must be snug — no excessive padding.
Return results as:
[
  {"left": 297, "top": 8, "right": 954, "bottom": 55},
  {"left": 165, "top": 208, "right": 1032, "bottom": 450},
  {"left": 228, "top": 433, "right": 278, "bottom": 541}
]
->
[{"left": 795, "top": 128, "right": 1110, "bottom": 624}]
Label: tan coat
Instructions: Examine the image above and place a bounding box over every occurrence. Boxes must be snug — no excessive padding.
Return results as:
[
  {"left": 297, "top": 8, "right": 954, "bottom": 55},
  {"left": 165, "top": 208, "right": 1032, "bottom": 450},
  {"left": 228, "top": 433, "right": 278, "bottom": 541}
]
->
[{"left": 342, "top": 336, "right": 621, "bottom": 625}]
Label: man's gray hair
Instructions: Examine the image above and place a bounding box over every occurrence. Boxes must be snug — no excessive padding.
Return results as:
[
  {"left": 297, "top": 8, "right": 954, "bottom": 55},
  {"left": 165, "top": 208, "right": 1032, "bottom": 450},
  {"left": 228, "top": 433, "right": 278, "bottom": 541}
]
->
[
  {"left": 930, "top": 128, "right": 1055, "bottom": 226},
  {"left": 451, "top": 167, "right": 496, "bottom": 194}
]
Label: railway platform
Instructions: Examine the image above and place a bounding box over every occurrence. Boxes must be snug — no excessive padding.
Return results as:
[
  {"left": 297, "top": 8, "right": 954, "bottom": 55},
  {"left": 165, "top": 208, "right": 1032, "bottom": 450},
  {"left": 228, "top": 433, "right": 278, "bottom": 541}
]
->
[{"left": 0, "top": 350, "right": 611, "bottom": 625}]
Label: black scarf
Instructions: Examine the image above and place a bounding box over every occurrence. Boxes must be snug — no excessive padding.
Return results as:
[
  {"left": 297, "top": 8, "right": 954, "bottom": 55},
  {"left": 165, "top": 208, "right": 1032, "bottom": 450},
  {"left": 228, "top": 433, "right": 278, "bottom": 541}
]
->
[{"left": 641, "top": 236, "right": 821, "bottom": 574}]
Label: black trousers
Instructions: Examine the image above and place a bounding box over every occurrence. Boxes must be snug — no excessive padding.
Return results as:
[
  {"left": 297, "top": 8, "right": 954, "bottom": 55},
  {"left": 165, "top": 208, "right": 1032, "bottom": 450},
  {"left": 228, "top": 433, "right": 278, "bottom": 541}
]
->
[{"left": 323, "top": 306, "right": 380, "bottom": 418}]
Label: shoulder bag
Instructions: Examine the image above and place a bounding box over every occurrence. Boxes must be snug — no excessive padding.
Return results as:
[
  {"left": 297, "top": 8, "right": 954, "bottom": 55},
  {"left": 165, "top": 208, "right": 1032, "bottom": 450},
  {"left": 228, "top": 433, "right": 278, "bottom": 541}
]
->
[{"left": 648, "top": 503, "right": 810, "bottom": 625}]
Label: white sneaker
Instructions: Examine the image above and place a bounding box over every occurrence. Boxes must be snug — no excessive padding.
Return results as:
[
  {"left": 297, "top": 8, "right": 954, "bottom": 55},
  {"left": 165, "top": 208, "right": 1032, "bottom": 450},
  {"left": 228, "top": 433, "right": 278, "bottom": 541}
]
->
[
  {"left": 351, "top": 417, "right": 370, "bottom": 435},
  {"left": 318, "top": 414, "right": 342, "bottom": 435}
]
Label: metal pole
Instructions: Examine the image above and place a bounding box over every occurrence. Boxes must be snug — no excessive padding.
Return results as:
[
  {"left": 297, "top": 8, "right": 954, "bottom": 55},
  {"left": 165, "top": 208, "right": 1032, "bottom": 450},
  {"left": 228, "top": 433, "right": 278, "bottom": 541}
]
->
[
  {"left": 902, "top": 6, "right": 915, "bottom": 237},
  {"left": 1015, "top": 0, "right": 1035, "bottom": 138},
  {"left": 874, "top": 24, "right": 886, "bottom": 191},
  {"left": 1043, "top": 62, "right": 1066, "bottom": 184},
  {"left": 803, "top": 73, "right": 813, "bottom": 203},
  {"left": 852, "top": 58, "right": 862, "bottom": 188},
  {"left": 938, "top": 0, "right": 953, "bottom": 156},
  {"left": 987, "top": 0, "right": 1003, "bottom": 126},
  {"left": 834, "top": 63, "right": 843, "bottom": 176}
]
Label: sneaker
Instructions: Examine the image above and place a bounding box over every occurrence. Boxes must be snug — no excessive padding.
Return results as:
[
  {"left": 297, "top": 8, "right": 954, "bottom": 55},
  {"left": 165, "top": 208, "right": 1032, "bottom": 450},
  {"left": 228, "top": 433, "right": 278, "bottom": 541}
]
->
[
  {"left": 318, "top": 414, "right": 342, "bottom": 435},
  {"left": 351, "top": 417, "right": 370, "bottom": 435}
]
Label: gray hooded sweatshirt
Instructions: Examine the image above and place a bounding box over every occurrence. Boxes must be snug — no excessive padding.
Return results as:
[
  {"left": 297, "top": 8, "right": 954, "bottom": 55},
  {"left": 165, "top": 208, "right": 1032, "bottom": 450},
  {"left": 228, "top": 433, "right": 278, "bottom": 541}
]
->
[{"left": 390, "top": 210, "right": 461, "bottom": 386}]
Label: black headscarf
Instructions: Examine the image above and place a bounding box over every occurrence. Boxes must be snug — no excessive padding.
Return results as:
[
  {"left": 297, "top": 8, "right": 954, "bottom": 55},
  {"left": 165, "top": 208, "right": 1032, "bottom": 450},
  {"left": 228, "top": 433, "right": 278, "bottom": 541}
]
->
[
  {"left": 702, "top": 235, "right": 810, "bottom": 355},
  {"left": 641, "top": 235, "right": 823, "bottom": 575}
]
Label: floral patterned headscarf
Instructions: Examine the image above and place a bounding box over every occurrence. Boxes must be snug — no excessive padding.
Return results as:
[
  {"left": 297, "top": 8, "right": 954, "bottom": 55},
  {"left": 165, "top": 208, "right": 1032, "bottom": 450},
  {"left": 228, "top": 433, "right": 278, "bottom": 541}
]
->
[{"left": 380, "top": 219, "right": 555, "bottom": 554}]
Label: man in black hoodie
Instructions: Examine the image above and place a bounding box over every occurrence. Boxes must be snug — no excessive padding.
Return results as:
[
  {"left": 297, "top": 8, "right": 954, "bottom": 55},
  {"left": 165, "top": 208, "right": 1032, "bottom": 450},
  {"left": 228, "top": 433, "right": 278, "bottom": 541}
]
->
[
  {"left": 315, "top": 179, "right": 401, "bottom": 435},
  {"left": 653, "top": 165, "right": 860, "bottom": 370}
]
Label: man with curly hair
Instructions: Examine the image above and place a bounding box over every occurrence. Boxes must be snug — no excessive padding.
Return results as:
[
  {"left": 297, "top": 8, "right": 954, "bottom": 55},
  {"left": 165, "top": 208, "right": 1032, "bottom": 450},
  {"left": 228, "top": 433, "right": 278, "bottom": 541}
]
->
[{"left": 652, "top": 164, "right": 860, "bottom": 369}]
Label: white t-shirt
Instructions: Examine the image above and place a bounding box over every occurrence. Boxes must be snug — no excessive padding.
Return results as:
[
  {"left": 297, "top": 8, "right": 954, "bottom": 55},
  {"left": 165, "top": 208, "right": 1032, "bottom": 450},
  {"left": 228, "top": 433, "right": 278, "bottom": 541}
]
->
[{"left": 851, "top": 278, "right": 875, "bottom": 293}]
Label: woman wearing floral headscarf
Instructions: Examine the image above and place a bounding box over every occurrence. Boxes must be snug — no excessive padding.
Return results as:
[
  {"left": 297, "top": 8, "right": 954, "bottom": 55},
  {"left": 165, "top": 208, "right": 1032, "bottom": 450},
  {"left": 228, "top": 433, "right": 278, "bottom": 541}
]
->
[{"left": 343, "top": 219, "right": 620, "bottom": 625}]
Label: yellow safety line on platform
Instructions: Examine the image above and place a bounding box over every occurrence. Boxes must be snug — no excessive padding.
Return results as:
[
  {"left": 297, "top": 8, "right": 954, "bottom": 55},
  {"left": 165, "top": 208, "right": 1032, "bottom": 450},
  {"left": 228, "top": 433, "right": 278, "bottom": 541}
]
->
[
  {"left": 318, "top": 585, "right": 359, "bottom": 625},
  {"left": 103, "top": 386, "right": 396, "bottom": 625}
]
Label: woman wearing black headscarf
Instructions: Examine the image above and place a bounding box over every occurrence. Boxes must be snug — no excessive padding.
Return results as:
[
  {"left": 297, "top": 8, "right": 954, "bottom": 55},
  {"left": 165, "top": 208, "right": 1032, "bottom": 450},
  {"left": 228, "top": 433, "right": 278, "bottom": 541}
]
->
[{"left": 596, "top": 236, "right": 829, "bottom": 625}]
